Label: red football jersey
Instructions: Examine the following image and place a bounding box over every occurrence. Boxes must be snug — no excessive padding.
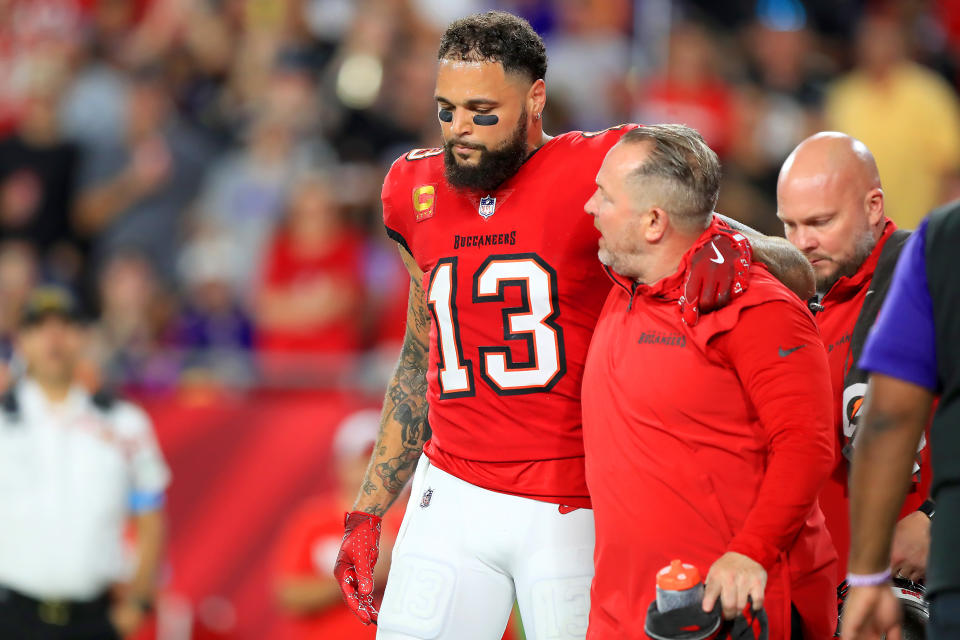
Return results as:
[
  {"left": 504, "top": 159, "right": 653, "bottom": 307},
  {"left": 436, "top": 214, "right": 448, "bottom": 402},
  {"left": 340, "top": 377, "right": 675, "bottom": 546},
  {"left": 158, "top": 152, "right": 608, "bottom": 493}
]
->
[{"left": 381, "top": 126, "right": 637, "bottom": 505}]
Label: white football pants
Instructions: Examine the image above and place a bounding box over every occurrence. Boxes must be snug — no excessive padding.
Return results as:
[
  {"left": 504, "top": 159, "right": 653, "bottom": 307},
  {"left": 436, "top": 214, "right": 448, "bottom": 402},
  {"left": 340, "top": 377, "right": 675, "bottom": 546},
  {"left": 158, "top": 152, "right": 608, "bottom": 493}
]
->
[{"left": 377, "top": 454, "right": 595, "bottom": 640}]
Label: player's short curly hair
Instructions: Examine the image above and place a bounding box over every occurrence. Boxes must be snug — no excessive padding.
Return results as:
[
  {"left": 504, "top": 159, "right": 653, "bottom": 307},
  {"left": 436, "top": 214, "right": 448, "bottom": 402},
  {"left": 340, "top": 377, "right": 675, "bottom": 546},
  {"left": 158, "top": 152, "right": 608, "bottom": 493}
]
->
[{"left": 438, "top": 11, "right": 547, "bottom": 82}]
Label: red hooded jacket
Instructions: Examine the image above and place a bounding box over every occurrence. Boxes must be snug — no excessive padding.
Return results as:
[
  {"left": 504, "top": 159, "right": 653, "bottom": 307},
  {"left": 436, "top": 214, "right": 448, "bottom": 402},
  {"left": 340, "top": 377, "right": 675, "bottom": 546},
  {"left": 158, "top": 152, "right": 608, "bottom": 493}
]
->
[
  {"left": 812, "top": 219, "right": 932, "bottom": 582},
  {"left": 582, "top": 219, "right": 837, "bottom": 639}
]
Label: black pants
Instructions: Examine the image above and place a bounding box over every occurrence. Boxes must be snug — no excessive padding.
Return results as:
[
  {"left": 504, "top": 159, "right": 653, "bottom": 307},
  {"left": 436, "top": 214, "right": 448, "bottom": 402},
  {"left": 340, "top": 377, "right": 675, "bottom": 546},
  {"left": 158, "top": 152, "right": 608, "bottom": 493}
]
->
[
  {"left": 0, "top": 587, "right": 119, "bottom": 640},
  {"left": 930, "top": 588, "right": 960, "bottom": 640},
  {"left": 790, "top": 603, "right": 804, "bottom": 640}
]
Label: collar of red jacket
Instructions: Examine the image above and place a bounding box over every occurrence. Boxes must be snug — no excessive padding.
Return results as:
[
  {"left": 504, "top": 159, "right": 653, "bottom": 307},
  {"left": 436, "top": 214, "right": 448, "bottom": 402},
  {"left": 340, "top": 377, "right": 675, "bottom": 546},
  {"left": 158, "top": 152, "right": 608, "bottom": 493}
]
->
[
  {"left": 602, "top": 214, "right": 729, "bottom": 303},
  {"left": 820, "top": 217, "right": 897, "bottom": 303}
]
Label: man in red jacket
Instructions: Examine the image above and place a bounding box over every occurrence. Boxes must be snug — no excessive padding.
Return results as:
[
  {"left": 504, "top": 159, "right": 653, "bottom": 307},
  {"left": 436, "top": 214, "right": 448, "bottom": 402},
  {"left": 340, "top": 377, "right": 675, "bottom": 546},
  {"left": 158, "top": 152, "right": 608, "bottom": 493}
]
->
[
  {"left": 777, "top": 132, "right": 932, "bottom": 588},
  {"left": 582, "top": 124, "right": 837, "bottom": 639}
]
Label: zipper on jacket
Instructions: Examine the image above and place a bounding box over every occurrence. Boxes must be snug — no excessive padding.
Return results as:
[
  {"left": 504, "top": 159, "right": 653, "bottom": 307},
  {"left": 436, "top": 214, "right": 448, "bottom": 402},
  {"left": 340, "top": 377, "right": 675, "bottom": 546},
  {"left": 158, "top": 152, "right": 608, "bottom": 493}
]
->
[{"left": 604, "top": 265, "right": 639, "bottom": 310}]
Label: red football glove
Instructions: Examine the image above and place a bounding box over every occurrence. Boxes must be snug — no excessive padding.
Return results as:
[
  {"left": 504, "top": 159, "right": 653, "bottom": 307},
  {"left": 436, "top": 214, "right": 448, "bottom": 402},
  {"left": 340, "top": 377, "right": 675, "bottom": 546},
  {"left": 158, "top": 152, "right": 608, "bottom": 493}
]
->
[
  {"left": 334, "top": 511, "right": 382, "bottom": 625},
  {"left": 679, "top": 228, "right": 752, "bottom": 326}
]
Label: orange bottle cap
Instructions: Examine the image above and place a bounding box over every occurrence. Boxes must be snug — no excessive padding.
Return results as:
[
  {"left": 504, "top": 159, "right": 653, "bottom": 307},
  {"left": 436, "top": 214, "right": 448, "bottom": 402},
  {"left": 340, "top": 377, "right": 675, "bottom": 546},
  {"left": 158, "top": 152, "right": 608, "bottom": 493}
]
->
[{"left": 656, "top": 559, "right": 701, "bottom": 591}]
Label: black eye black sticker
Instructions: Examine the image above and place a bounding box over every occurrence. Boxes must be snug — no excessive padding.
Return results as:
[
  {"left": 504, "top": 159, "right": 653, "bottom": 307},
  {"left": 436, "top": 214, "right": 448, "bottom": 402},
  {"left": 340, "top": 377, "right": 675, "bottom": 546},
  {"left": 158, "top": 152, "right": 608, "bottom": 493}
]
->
[
  {"left": 438, "top": 109, "right": 453, "bottom": 122},
  {"left": 473, "top": 114, "right": 499, "bottom": 126}
]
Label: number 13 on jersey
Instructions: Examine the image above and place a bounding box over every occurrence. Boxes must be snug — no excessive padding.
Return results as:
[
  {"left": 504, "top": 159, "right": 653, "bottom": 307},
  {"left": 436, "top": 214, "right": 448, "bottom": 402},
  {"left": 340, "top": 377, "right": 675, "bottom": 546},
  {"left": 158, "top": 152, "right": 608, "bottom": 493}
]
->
[{"left": 426, "top": 253, "right": 567, "bottom": 397}]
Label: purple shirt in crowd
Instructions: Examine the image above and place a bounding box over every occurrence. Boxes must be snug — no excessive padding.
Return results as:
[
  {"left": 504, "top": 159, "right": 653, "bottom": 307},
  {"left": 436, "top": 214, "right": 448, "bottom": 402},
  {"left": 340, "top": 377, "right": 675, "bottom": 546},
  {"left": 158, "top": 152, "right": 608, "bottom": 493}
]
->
[{"left": 859, "top": 218, "right": 939, "bottom": 391}]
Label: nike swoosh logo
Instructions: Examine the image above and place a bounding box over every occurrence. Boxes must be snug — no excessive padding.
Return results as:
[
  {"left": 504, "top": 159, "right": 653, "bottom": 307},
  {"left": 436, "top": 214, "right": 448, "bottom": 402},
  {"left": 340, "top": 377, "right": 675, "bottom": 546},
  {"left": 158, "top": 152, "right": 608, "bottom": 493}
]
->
[
  {"left": 778, "top": 344, "right": 807, "bottom": 357},
  {"left": 709, "top": 242, "right": 724, "bottom": 264}
]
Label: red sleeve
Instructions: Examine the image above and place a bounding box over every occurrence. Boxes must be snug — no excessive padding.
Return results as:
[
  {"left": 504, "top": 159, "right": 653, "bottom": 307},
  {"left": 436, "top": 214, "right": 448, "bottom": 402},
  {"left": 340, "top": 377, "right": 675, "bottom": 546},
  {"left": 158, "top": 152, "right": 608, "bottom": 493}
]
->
[
  {"left": 381, "top": 155, "right": 414, "bottom": 257},
  {"left": 714, "top": 300, "right": 835, "bottom": 569}
]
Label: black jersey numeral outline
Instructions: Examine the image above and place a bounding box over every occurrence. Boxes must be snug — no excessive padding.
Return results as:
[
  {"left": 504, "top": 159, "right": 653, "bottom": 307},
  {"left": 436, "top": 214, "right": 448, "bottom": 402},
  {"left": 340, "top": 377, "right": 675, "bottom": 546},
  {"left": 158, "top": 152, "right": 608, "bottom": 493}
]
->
[
  {"left": 426, "top": 258, "right": 475, "bottom": 399},
  {"left": 427, "top": 253, "right": 567, "bottom": 398},
  {"left": 472, "top": 253, "right": 567, "bottom": 395}
]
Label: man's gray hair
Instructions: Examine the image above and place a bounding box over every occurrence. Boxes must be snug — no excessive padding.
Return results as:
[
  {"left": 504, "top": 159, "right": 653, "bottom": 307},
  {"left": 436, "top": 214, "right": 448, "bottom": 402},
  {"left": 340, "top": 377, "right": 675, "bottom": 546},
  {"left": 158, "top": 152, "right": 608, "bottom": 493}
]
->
[{"left": 620, "top": 124, "right": 721, "bottom": 231}]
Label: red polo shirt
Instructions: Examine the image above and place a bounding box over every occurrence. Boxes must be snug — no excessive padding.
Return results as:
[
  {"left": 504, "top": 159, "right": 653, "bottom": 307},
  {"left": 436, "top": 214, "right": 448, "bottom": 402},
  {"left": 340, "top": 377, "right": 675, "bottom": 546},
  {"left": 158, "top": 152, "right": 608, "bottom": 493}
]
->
[
  {"left": 813, "top": 219, "right": 931, "bottom": 582},
  {"left": 582, "top": 220, "right": 837, "bottom": 640}
]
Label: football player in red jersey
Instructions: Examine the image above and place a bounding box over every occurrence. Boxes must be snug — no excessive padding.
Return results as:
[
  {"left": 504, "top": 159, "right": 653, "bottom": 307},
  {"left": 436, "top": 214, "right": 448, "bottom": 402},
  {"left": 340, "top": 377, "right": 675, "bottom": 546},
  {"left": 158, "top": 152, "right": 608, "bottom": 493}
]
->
[{"left": 334, "top": 11, "right": 814, "bottom": 640}]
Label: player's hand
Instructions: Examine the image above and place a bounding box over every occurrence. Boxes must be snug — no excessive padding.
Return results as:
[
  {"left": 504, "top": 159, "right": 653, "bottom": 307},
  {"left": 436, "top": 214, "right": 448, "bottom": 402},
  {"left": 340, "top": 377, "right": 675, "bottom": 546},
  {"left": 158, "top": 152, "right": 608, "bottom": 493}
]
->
[
  {"left": 334, "top": 511, "right": 382, "bottom": 625},
  {"left": 680, "top": 229, "right": 752, "bottom": 326},
  {"left": 109, "top": 600, "right": 146, "bottom": 638},
  {"left": 840, "top": 585, "right": 902, "bottom": 640},
  {"left": 702, "top": 552, "right": 766, "bottom": 620},
  {"left": 890, "top": 511, "right": 930, "bottom": 582}
]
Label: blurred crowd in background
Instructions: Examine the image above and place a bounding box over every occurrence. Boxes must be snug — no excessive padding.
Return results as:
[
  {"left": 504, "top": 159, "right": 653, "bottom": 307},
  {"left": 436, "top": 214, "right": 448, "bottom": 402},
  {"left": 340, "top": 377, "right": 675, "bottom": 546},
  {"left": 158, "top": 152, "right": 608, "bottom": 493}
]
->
[
  {"left": 4, "top": 1, "right": 960, "bottom": 637},
  {"left": 3, "top": 0, "right": 960, "bottom": 394}
]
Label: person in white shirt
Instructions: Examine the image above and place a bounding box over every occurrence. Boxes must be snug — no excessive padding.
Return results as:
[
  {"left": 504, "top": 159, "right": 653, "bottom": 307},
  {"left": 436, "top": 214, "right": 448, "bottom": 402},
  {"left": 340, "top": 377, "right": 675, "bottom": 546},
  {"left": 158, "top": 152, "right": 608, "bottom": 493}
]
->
[{"left": 0, "top": 286, "right": 171, "bottom": 639}]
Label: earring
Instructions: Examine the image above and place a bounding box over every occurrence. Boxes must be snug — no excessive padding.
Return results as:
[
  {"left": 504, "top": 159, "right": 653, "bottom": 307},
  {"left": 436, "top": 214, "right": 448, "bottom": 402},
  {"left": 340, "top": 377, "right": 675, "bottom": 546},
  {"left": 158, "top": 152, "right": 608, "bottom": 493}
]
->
[{"left": 535, "top": 112, "right": 542, "bottom": 120}]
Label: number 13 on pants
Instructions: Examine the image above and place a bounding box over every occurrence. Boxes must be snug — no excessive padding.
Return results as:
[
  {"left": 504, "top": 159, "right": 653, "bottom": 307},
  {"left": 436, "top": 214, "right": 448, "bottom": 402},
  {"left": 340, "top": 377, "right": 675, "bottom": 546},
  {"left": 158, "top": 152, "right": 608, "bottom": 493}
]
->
[{"left": 426, "top": 254, "right": 567, "bottom": 397}]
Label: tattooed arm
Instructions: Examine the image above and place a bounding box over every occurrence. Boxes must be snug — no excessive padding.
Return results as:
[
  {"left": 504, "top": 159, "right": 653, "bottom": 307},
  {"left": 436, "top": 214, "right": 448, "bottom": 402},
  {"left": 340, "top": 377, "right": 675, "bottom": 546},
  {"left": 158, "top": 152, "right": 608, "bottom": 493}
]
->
[
  {"left": 718, "top": 214, "right": 816, "bottom": 301},
  {"left": 353, "top": 246, "right": 431, "bottom": 517}
]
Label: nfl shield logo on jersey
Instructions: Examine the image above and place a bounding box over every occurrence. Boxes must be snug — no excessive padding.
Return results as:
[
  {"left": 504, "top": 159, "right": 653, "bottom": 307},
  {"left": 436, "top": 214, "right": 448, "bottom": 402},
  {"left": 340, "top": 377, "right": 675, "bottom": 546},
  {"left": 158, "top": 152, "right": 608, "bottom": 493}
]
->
[
  {"left": 478, "top": 195, "right": 496, "bottom": 218},
  {"left": 420, "top": 487, "right": 434, "bottom": 508}
]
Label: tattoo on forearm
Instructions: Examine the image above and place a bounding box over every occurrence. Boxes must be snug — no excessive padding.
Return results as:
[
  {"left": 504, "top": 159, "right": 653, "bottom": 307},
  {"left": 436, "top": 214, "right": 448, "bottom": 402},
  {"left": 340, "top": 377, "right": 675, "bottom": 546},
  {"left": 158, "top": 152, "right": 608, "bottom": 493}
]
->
[
  {"left": 359, "top": 278, "right": 431, "bottom": 516},
  {"left": 411, "top": 283, "right": 431, "bottom": 335}
]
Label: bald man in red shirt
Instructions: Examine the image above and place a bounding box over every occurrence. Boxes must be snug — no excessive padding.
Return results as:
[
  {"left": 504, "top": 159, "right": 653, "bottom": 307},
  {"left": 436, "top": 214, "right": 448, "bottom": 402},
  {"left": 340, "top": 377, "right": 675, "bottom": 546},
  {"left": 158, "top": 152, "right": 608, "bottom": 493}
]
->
[
  {"left": 581, "top": 124, "right": 837, "bottom": 640},
  {"left": 777, "top": 133, "right": 931, "bottom": 590}
]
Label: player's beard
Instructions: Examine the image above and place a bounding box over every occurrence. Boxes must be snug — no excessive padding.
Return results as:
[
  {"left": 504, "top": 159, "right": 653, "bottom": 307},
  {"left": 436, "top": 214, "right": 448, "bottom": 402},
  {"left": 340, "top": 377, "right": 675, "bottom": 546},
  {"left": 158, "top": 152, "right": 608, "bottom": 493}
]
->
[
  {"left": 814, "top": 228, "right": 878, "bottom": 294},
  {"left": 443, "top": 111, "right": 529, "bottom": 193}
]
